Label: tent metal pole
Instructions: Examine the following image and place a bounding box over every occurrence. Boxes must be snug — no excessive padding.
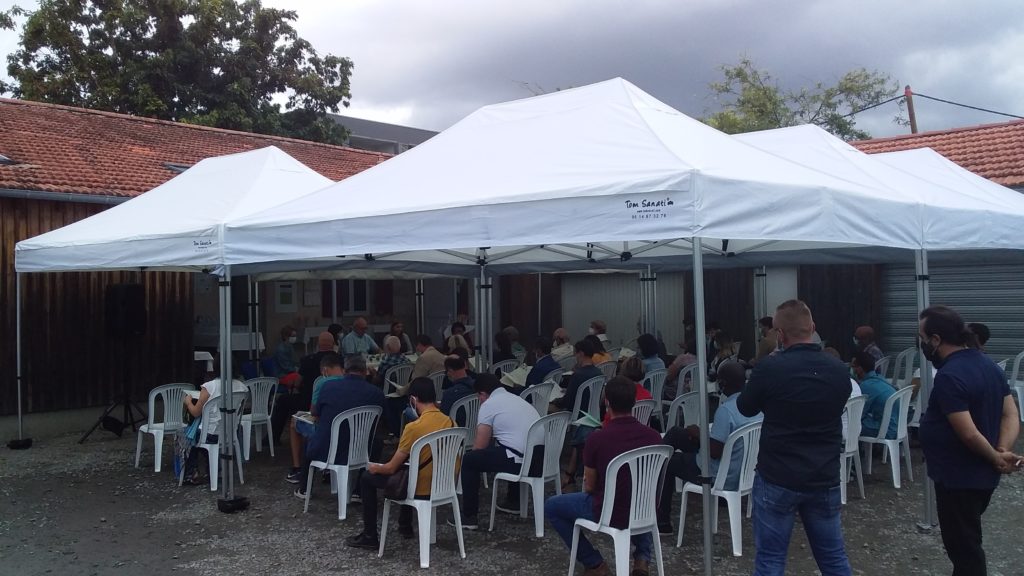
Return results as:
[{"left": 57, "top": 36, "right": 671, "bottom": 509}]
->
[
  {"left": 691, "top": 238, "right": 714, "bottom": 576},
  {"left": 638, "top": 270, "right": 647, "bottom": 335},
  {"left": 332, "top": 279, "right": 338, "bottom": 324},
  {"left": 473, "top": 277, "right": 483, "bottom": 372},
  {"left": 15, "top": 272, "right": 25, "bottom": 440},
  {"left": 537, "top": 272, "right": 542, "bottom": 339},
  {"left": 914, "top": 249, "right": 938, "bottom": 530},
  {"left": 754, "top": 267, "right": 768, "bottom": 357},
  {"left": 486, "top": 273, "right": 494, "bottom": 366},
  {"left": 246, "top": 276, "right": 255, "bottom": 365},
  {"left": 650, "top": 267, "right": 658, "bottom": 339}
]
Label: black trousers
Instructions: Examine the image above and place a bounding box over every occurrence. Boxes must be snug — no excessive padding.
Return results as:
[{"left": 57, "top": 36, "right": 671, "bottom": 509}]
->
[
  {"left": 657, "top": 426, "right": 701, "bottom": 523},
  {"left": 360, "top": 471, "right": 414, "bottom": 537},
  {"left": 270, "top": 394, "right": 308, "bottom": 442},
  {"left": 935, "top": 482, "right": 994, "bottom": 576}
]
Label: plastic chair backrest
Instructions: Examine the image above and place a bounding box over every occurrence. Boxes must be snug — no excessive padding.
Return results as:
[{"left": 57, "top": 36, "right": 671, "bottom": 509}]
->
[
  {"left": 557, "top": 354, "right": 577, "bottom": 372},
  {"left": 384, "top": 364, "right": 414, "bottom": 393},
  {"left": 632, "top": 399, "right": 657, "bottom": 426},
  {"left": 520, "top": 412, "right": 571, "bottom": 480},
  {"left": 996, "top": 359, "right": 1008, "bottom": 371},
  {"left": 492, "top": 359, "right": 520, "bottom": 376},
  {"left": 450, "top": 394, "right": 480, "bottom": 446},
  {"left": 325, "top": 405, "right": 382, "bottom": 467},
  {"left": 642, "top": 368, "right": 667, "bottom": 399},
  {"left": 606, "top": 347, "right": 622, "bottom": 361},
  {"left": 843, "top": 395, "right": 867, "bottom": 452},
  {"left": 677, "top": 363, "right": 699, "bottom": 393},
  {"left": 597, "top": 361, "right": 617, "bottom": 381},
  {"left": 521, "top": 381, "right": 555, "bottom": 416},
  {"left": 665, "top": 391, "right": 699, "bottom": 429},
  {"left": 513, "top": 350, "right": 527, "bottom": 364},
  {"left": 874, "top": 356, "right": 892, "bottom": 379},
  {"left": 880, "top": 385, "right": 913, "bottom": 440},
  {"left": 244, "top": 377, "right": 278, "bottom": 419},
  {"left": 891, "top": 347, "right": 916, "bottom": 387},
  {"left": 712, "top": 421, "right": 762, "bottom": 493},
  {"left": 148, "top": 383, "right": 190, "bottom": 427},
  {"left": 405, "top": 427, "right": 467, "bottom": 501},
  {"left": 543, "top": 367, "right": 564, "bottom": 384},
  {"left": 570, "top": 376, "right": 605, "bottom": 423},
  {"left": 427, "top": 371, "right": 446, "bottom": 400},
  {"left": 596, "top": 444, "right": 672, "bottom": 530},
  {"left": 1009, "top": 350, "right": 1024, "bottom": 385}
]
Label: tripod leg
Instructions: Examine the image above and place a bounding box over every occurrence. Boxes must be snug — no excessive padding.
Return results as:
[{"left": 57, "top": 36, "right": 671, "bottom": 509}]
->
[{"left": 78, "top": 402, "right": 121, "bottom": 444}]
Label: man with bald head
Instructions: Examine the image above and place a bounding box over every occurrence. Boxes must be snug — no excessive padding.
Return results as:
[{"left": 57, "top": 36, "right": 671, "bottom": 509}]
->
[
  {"left": 738, "top": 300, "right": 852, "bottom": 576},
  {"left": 853, "top": 325, "right": 884, "bottom": 363},
  {"left": 341, "top": 317, "right": 380, "bottom": 357}
]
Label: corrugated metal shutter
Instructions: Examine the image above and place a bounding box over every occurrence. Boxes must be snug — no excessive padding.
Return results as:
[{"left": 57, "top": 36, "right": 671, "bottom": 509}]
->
[
  {"left": 881, "top": 259, "right": 1024, "bottom": 362},
  {"left": 560, "top": 272, "right": 686, "bottom": 350}
]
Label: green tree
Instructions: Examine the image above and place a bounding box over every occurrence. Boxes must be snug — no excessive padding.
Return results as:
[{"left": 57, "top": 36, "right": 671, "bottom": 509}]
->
[
  {"left": 3, "top": 0, "right": 352, "bottom": 144},
  {"left": 703, "top": 58, "right": 904, "bottom": 141}
]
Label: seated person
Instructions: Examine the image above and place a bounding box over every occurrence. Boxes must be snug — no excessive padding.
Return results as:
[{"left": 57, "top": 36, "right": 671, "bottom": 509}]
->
[
  {"left": 374, "top": 335, "right": 410, "bottom": 390},
  {"left": 439, "top": 356, "right": 476, "bottom": 421},
  {"left": 181, "top": 360, "right": 245, "bottom": 484},
  {"left": 274, "top": 325, "right": 301, "bottom": 389},
  {"left": 452, "top": 373, "right": 540, "bottom": 529},
  {"left": 605, "top": 356, "right": 652, "bottom": 425},
  {"left": 271, "top": 331, "right": 334, "bottom": 443},
  {"left": 552, "top": 327, "right": 574, "bottom": 359},
  {"left": 589, "top": 319, "right": 609, "bottom": 343},
  {"left": 525, "top": 337, "right": 561, "bottom": 387},
  {"left": 345, "top": 378, "right": 454, "bottom": 549},
  {"left": 504, "top": 325, "right": 527, "bottom": 358},
  {"left": 586, "top": 334, "right": 612, "bottom": 366},
  {"left": 546, "top": 376, "right": 661, "bottom": 576},
  {"left": 636, "top": 333, "right": 665, "bottom": 375},
  {"left": 550, "top": 339, "right": 603, "bottom": 489},
  {"left": 708, "top": 331, "right": 736, "bottom": 380},
  {"left": 852, "top": 351, "right": 899, "bottom": 439},
  {"left": 384, "top": 335, "right": 445, "bottom": 436},
  {"left": 290, "top": 354, "right": 386, "bottom": 496},
  {"left": 385, "top": 320, "right": 414, "bottom": 354},
  {"left": 447, "top": 321, "right": 475, "bottom": 355},
  {"left": 341, "top": 317, "right": 380, "bottom": 357},
  {"left": 665, "top": 339, "right": 698, "bottom": 399},
  {"left": 656, "top": 362, "right": 762, "bottom": 534},
  {"left": 492, "top": 330, "right": 517, "bottom": 366}
]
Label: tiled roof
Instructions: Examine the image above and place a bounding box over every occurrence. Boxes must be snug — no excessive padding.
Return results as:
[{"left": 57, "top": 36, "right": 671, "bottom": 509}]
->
[
  {"left": 0, "top": 98, "right": 390, "bottom": 197},
  {"left": 853, "top": 119, "right": 1024, "bottom": 188}
]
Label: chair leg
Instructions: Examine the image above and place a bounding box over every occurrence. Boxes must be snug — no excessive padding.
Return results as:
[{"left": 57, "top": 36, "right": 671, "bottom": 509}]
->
[
  {"left": 677, "top": 491, "right": 689, "bottom": 548},
  {"left": 726, "top": 494, "right": 743, "bottom": 557},
  {"left": 568, "top": 524, "right": 581, "bottom": 576},
  {"left": 417, "top": 503, "right": 433, "bottom": 568},
  {"left": 303, "top": 465, "right": 315, "bottom": 514},
  {"left": 853, "top": 452, "right": 865, "bottom": 500},
  {"left": 863, "top": 443, "right": 873, "bottom": 475},
  {"left": 135, "top": 431, "right": 144, "bottom": 469},
  {"left": 651, "top": 526, "right": 666, "bottom": 576},
  {"left": 378, "top": 500, "right": 392, "bottom": 558},
  {"left": 241, "top": 421, "right": 251, "bottom": 461},
  {"left": 531, "top": 481, "right": 545, "bottom": 537},
  {"left": 153, "top": 432, "right": 165, "bottom": 473},
  {"left": 488, "top": 477, "right": 501, "bottom": 532},
  {"left": 208, "top": 447, "right": 219, "bottom": 491},
  {"left": 886, "top": 442, "right": 901, "bottom": 489},
  {"left": 711, "top": 495, "right": 719, "bottom": 534},
  {"left": 452, "top": 499, "right": 466, "bottom": 559},
  {"left": 902, "top": 438, "right": 914, "bottom": 483},
  {"left": 265, "top": 423, "right": 275, "bottom": 458},
  {"left": 612, "top": 531, "right": 631, "bottom": 575},
  {"left": 840, "top": 457, "right": 848, "bottom": 505},
  {"left": 234, "top": 438, "right": 245, "bottom": 484},
  {"left": 336, "top": 468, "right": 349, "bottom": 520}
]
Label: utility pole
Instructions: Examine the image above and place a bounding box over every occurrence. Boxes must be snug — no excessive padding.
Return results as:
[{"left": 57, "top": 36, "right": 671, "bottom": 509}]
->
[{"left": 905, "top": 85, "right": 918, "bottom": 134}]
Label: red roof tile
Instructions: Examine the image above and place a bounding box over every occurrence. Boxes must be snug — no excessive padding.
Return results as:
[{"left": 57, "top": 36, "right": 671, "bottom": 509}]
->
[
  {"left": 853, "top": 119, "right": 1024, "bottom": 188},
  {"left": 0, "top": 98, "right": 390, "bottom": 197}
]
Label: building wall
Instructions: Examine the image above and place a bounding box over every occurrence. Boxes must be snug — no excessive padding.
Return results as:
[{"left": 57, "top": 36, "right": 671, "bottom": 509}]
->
[{"left": 1, "top": 197, "right": 193, "bottom": 415}]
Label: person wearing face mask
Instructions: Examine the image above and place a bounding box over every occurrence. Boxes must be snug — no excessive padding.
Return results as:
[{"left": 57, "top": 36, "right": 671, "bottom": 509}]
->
[
  {"left": 588, "top": 320, "right": 609, "bottom": 343},
  {"left": 917, "top": 305, "right": 1021, "bottom": 576},
  {"left": 737, "top": 300, "right": 852, "bottom": 576},
  {"left": 274, "top": 325, "right": 301, "bottom": 390},
  {"left": 853, "top": 326, "right": 884, "bottom": 364}
]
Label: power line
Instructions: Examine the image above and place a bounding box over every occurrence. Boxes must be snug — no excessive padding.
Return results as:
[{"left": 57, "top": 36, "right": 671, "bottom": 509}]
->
[
  {"left": 912, "top": 92, "right": 1024, "bottom": 120},
  {"left": 841, "top": 94, "right": 904, "bottom": 118}
]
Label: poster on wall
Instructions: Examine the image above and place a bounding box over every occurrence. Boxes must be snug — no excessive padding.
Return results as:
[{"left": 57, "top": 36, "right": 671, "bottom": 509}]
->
[
  {"left": 275, "top": 282, "right": 297, "bottom": 313},
  {"left": 303, "top": 282, "right": 320, "bottom": 307}
]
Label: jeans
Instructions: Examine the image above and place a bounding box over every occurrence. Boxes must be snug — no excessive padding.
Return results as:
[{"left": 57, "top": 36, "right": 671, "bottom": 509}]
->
[
  {"left": 751, "top": 473, "right": 851, "bottom": 576},
  {"left": 935, "top": 482, "right": 994, "bottom": 576},
  {"left": 545, "top": 492, "right": 652, "bottom": 569}
]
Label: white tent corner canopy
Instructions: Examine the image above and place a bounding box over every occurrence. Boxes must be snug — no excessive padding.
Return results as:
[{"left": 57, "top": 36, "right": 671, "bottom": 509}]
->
[{"left": 14, "top": 146, "right": 333, "bottom": 273}]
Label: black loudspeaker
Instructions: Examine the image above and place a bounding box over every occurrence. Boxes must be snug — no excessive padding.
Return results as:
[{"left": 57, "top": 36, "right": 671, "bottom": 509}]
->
[{"left": 105, "top": 283, "right": 147, "bottom": 338}]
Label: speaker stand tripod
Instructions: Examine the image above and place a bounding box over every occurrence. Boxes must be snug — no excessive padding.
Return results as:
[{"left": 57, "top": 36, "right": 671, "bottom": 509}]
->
[{"left": 79, "top": 391, "right": 147, "bottom": 443}]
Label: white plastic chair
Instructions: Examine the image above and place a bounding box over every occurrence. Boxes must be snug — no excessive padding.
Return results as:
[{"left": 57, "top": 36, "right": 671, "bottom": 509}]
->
[
  {"left": 859, "top": 385, "right": 914, "bottom": 488},
  {"left": 605, "top": 347, "right": 622, "bottom": 361},
  {"left": 665, "top": 391, "right": 700, "bottom": 431},
  {"left": 135, "top": 383, "right": 190, "bottom": 472},
  {"left": 303, "top": 405, "right": 381, "bottom": 520},
  {"left": 557, "top": 354, "right": 577, "bottom": 372},
  {"left": 677, "top": 421, "right": 762, "bottom": 556},
  {"left": 450, "top": 394, "right": 481, "bottom": 448},
  {"left": 570, "top": 376, "right": 606, "bottom": 427},
  {"left": 492, "top": 358, "right": 521, "bottom": 376},
  {"left": 996, "top": 358, "right": 1007, "bottom": 371},
  {"left": 568, "top": 445, "right": 673, "bottom": 576},
  {"left": 379, "top": 427, "right": 468, "bottom": 568},
  {"left": 427, "top": 371, "right": 447, "bottom": 401},
  {"left": 597, "top": 361, "right": 618, "bottom": 381},
  {"left": 488, "top": 412, "right": 571, "bottom": 537},
  {"left": 890, "top": 347, "right": 916, "bottom": 389},
  {"left": 642, "top": 369, "right": 668, "bottom": 426},
  {"left": 513, "top": 350, "right": 527, "bottom": 364},
  {"left": 384, "top": 363, "right": 414, "bottom": 394},
  {"left": 241, "top": 377, "right": 278, "bottom": 460},
  {"left": 632, "top": 399, "right": 657, "bottom": 427},
  {"left": 840, "top": 395, "right": 867, "bottom": 504},
  {"left": 543, "top": 367, "right": 565, "bottom": 385},
  {"left": 521, "top": 381, "right": 555, "bottom": 417},
  {"left": 874, "top": 356, "right": 892, "bottom": 380},
  {"left": 676, "top": 362, "right": 700, "bottom": 395},
  {"left": 178, "top": 395, "right": 246, "bottom": 491}
]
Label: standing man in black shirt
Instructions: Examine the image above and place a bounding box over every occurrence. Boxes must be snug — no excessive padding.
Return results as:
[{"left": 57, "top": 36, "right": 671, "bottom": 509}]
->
[{"left": 737, "top": 300, "right": 852, "bottom": 576}]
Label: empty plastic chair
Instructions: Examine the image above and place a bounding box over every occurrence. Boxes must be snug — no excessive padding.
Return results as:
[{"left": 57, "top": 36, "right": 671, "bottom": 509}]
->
[
  {"left": 859, "top": 386, "right": 914, "bottom": 488},
  {"left": 241, "top": 377, "right": 278, "bottom": 460},
  {"left": 841, "top": 396, "right": 867, "bottom": 504},
  {"left": 135, "top": 383, "right": 191, "bottom": 473},
  {"left": 302, "top": 405, "right": 381, "bottom": 520}
]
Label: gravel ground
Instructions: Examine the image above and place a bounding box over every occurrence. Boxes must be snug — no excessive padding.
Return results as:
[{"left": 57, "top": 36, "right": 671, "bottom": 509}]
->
[{"left": 1, "top": 431, "right": 1022, "bottom": 576}]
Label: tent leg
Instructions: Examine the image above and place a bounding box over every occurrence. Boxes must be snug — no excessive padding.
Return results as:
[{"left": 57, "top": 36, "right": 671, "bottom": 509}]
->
[
  {"left": 691, "top": 238, "right": 713, "bottom": 576},
  {"left": 8, "top": 272, "right": 31, "bottom": 449},
  {"left": 332, "top": 279, "right": 338, "bottom": 324},
  {"left": 754, "top": 267, "right": 767, "bottom": 356},
  {"left": 537, "top": 272, "right": 542, "bottom": 339},
  {"left": 650, "top": 267, "right": 658, "bottom": 339},
  {"left": 217, "top": 267, "right": 248, "bottom": 513},
  {"left": 914, "top": 250, "right": 937, "bottom": 531},
  {"left": 473, "top": 277, "right": 483, "bottom": 372}
]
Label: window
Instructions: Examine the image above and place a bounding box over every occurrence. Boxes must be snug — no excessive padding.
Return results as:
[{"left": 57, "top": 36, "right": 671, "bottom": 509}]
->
[
  {"left": 163, "top": 162, "right": 191, "bottom": 174},
  {"left": 321, "top": 280, "right": 372, "bottom": 316}
]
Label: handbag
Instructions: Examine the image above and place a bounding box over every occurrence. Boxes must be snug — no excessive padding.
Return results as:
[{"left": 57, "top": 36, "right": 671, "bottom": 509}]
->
[{"left": 384, "top": 456, "right": 431, "bottom": 500}]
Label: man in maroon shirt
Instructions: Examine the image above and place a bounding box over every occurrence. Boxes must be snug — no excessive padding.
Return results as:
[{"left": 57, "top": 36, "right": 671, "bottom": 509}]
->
[{"left": 546, "top": 376, "right": 662, "bottom": 576}]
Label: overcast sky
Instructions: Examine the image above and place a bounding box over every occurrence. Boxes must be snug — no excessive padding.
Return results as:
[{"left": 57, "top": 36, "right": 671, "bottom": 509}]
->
[{"left": 2, "top": 0, "right": 1022, "bottom": 138}]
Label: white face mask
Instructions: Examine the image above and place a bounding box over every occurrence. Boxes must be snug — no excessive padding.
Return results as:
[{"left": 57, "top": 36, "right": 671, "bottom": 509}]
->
[
  {"left": 588, "top": 328, "right": 596, "bottom": 335},
  {"left": 288, "top": 336, "right": 297, "bottom": 344}
]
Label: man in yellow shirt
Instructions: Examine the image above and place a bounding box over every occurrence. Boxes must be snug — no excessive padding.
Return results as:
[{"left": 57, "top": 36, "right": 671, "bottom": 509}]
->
[{"left": 346, "top": 377, "right": 453, "bottom": 549}]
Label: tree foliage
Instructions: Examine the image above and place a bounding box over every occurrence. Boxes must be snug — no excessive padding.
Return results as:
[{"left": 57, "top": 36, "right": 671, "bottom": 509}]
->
[
  {"left": 703, "top": 58, "right": 904, "bottom": 141},
  {"left": 3, "top": 0, "right": 353, "bottom": 144}
]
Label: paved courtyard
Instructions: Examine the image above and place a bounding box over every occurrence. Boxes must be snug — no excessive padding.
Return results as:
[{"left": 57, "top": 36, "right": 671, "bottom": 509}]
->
[{"left": 1, "top": 430, "right": 1022, "bottom": 576}]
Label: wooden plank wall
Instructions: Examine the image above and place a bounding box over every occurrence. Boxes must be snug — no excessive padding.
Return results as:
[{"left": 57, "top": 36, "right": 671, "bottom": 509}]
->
[
  {"left": 499, "top": 273, "right": 563, "bottom": 343},
  {"left": 0, "top": 197, "right": 194, "bottom": 416},
  {"left": 797, "top": 264, "right": 883, "bottom": 361},
  {"left": 681, "top": 268, "right": 756, "bottom": 360}
]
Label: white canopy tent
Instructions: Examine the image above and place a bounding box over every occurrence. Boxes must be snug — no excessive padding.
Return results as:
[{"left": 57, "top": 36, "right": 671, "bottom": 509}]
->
[{"left": 13, "top": 146, "right": 335, "bottom": 508}]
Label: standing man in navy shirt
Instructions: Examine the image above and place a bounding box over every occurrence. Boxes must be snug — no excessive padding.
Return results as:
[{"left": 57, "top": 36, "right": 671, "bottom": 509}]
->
[
  {"left": 918, "top": 305, "right": 1021, "bottom": 576},
  {"left": 737, "top": 300, "right": 852, "bottom": 576}
]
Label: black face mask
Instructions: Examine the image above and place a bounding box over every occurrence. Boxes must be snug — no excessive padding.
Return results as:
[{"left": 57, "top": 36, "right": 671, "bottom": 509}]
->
[{"left": 920, "top": 338, "right": 944, "bottom": 369}]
